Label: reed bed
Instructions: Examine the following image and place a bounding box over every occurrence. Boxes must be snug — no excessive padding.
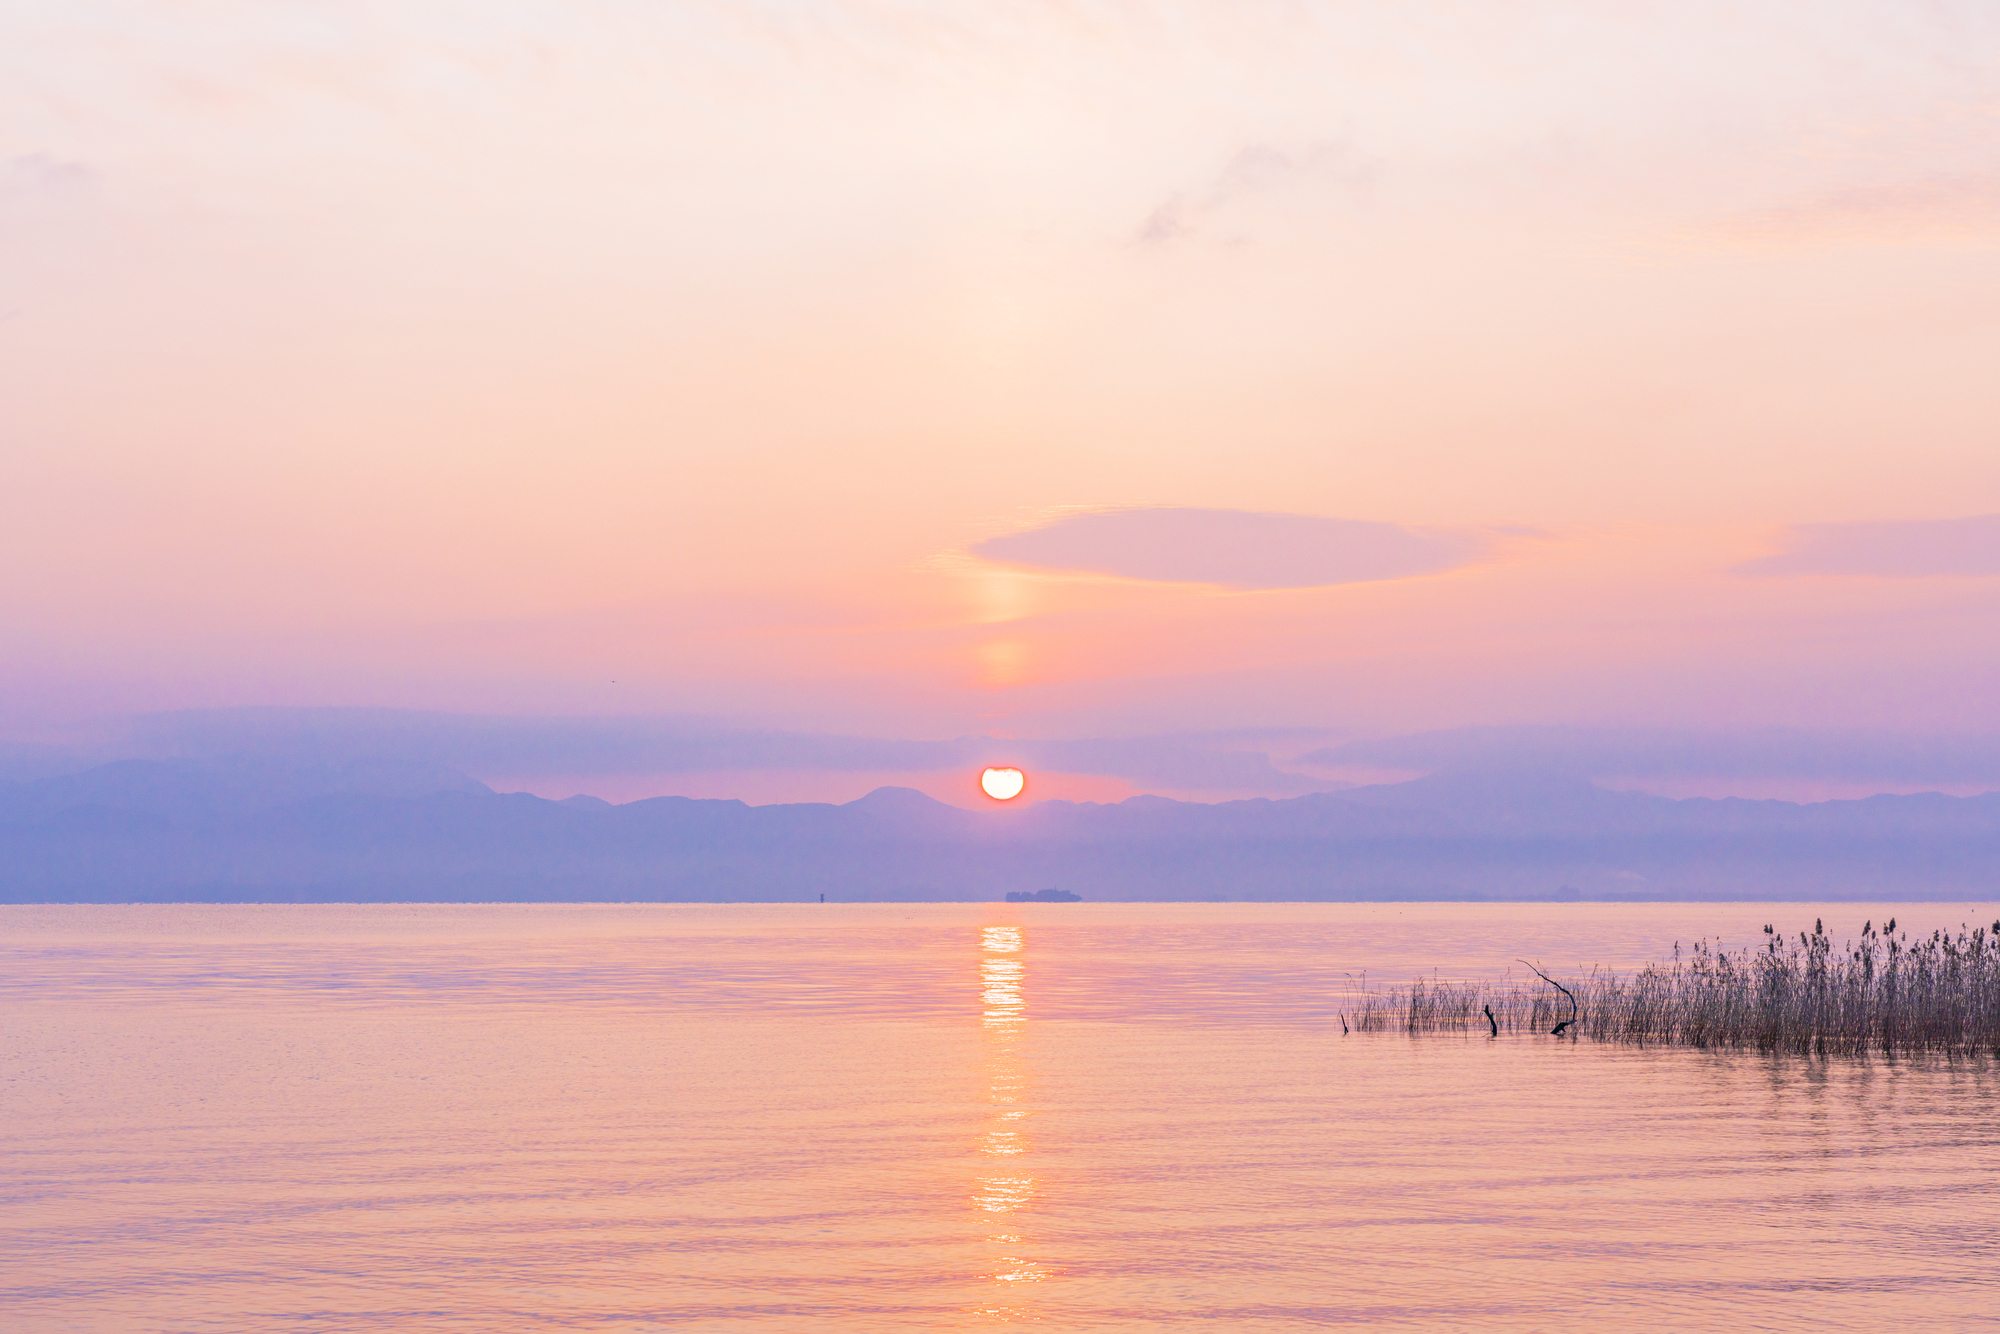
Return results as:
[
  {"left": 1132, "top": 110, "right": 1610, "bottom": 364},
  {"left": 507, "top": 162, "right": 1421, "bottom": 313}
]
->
[{"left": 1348, "top": 918, "right": 2000, "bottom": 1056}]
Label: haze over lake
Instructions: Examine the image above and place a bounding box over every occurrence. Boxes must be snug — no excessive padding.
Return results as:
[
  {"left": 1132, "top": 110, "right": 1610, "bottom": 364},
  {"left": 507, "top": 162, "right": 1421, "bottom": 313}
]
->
[{"left": 6, "top": 902, "right": 1998, "bottom": 1331}]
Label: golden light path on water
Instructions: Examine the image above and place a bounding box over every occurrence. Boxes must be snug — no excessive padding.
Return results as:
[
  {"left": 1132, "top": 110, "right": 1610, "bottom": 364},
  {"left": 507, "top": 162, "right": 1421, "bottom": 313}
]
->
[{"left": 973, "top": 923, "right": 1050, "bottom": 1321}]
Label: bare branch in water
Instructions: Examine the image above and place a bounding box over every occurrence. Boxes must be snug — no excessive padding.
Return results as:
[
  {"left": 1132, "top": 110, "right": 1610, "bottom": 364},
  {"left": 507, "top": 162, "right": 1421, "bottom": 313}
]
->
[{"left": 1518, "top": 959, "right": 1581, "bottom": 1036}]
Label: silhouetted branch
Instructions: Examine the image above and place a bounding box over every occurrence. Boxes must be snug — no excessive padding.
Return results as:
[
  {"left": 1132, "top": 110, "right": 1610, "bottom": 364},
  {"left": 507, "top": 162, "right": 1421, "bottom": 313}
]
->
[{"left": 1518, "top": 959, "right": 1580, "bottom": 1035}]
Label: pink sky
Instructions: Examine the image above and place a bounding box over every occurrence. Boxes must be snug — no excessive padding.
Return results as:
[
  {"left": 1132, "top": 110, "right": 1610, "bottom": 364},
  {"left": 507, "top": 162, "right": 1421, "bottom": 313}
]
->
[{"left": 5, "top": 2, "right": 2000, "bottom": 801}]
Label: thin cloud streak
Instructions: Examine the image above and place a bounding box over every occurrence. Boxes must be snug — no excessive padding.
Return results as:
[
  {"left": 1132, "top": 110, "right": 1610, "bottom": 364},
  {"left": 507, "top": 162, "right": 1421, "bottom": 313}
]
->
[
  {"left": 1311, "top": 726, "right": 2000, "bottom": 789},
  {"left": 39, "top": 707, "right": 1340, "bottom": 797},
  {"left": 1736, "top": 515, "right": 2000, "bottom": 579},
  {"left": 973, "top": 508, "right": 1484, "bottom": 590}
]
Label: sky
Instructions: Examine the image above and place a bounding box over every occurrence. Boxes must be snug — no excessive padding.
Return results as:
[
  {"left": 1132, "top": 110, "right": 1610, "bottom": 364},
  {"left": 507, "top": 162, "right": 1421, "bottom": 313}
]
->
[{"left": 5, "top": 1, "right": 2000, "bottom": 805}]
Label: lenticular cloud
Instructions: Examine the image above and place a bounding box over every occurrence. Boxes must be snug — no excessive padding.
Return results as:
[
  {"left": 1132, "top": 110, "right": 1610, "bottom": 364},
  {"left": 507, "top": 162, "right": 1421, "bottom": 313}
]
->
[{"left": 973, "top": 507, "right": 1483, "bottom": 590}]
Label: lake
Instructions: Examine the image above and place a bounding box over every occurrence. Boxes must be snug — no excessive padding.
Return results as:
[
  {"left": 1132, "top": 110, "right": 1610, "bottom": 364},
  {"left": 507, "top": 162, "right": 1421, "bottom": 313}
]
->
[{"left": 4, "top": 902, "right": 1998, "bottom": 1331}]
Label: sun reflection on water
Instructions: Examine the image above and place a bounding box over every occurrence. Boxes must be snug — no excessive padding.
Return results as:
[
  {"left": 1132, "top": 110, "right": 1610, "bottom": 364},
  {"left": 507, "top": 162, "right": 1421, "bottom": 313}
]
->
[
  {"left": 971, "top": 923, "right": 1053, "bottom": 1320},
  {"left": 980, "top": 925, "right": 1025, "bottom": 1028}
]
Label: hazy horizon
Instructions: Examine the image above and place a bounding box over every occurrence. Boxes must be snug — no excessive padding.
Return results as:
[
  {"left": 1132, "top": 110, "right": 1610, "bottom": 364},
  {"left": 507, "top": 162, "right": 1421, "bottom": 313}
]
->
[{"left": 16, "top": 707, "right": 2000, "bottom": 808}]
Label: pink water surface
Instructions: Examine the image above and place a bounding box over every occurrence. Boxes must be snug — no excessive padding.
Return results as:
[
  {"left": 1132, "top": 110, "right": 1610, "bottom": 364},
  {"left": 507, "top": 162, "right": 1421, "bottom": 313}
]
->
[{"left": 3, "top": 902, "right": 1997, "bottom": 1331}]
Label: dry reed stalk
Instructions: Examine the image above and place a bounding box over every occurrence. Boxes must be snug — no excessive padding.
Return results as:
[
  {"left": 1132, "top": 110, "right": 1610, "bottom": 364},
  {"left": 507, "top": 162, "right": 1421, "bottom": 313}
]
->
[{"left": 1345, "top": 919, "right": 2000, "bottom": 1056}]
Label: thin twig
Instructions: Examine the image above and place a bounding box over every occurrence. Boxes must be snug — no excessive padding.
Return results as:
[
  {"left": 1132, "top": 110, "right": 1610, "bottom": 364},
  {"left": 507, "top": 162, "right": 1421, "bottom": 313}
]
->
[{"left": 1518, "top": 959, "right": 1580, "bottom": 1036}]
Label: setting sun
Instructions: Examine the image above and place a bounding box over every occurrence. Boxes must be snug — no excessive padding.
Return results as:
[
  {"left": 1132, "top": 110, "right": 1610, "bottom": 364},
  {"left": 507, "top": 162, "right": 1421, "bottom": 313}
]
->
[{"left": 981, "top": 768, "right": 1026, "bottom": 801}]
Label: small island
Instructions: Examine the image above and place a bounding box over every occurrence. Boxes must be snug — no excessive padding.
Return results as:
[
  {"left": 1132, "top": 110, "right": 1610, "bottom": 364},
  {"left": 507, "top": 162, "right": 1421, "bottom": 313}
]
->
[{"left": 1005, "top": 889, "right": 1081, "bottom": 903}]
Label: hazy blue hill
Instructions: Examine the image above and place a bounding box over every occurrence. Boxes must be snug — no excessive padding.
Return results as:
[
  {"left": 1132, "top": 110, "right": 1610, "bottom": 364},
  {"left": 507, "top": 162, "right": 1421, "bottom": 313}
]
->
[
  {"left": 0, "top": 755, "right": 490, "bottom": 829},
  {"left": 0, "top": 757, "right": 1995, "bottom": 902}
]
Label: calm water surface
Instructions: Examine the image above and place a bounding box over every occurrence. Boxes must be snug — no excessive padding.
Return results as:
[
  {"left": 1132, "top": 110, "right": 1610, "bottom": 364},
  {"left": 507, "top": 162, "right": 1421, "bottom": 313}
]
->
[{"left": 3, "top": 902, "right": 1998, "bottom": 1331}]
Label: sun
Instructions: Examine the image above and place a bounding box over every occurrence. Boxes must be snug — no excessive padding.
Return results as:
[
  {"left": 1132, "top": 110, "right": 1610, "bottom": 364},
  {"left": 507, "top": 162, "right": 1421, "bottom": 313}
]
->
[{"left": 980, "top": 767, "right": 1026, "bottom": 801}]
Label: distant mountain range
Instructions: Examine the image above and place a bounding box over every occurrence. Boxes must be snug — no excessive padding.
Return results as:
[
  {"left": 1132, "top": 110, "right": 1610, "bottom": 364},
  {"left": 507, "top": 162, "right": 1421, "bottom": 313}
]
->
[{"left": 2, "top": 756, "right": 1997, "bottom": 902}]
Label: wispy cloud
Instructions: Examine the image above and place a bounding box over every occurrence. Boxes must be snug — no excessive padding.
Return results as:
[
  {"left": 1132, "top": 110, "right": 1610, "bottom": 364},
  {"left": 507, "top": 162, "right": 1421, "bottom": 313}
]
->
[
  {"left": 1735, "top": 515, "right": 2000, "bottom": 578},
  {"left": 1134, "top": 141, "right": 1375, "bottom": 245},
  {"left": 972, "top": 508, "right": 1484, "bottom": 590},
  {"left": 0, "top": 154, "right": 96, "bottom": 200},
  {"left": 1699, "top": 174, "right": 2000, "bottom": 248},
  {"left": 1309, "top": 725, "right": 2000, "bottom": 787}
]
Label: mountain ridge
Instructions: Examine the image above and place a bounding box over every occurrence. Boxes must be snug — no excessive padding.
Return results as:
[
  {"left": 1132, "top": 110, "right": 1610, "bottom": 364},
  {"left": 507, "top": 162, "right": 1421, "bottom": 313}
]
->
[{"left": 2, "top": 758, "right": 1996, "bottom": 903}]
